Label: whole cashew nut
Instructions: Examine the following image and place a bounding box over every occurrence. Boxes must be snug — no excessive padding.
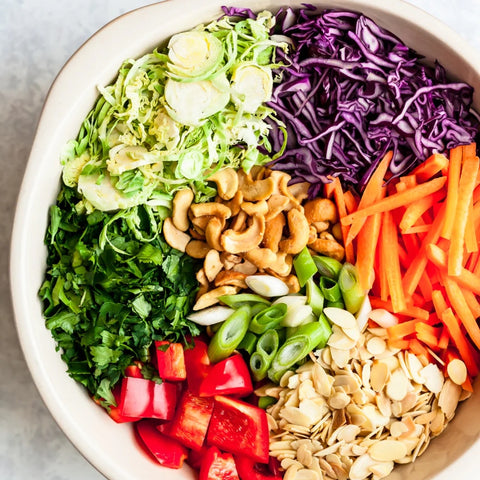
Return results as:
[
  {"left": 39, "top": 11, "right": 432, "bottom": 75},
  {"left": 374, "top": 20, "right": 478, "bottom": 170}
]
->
[
  {"left": 172, "top": 188, "right": 194, "bottom": 232},
  {"left": 207, "top": 168, "right": 239, "bottom": 200},
  {"left": 278, "top": 208, "right": 310, "bottom": 254},
  {"left": 221, "top": 214, "right": 265, "bottom": 254}
]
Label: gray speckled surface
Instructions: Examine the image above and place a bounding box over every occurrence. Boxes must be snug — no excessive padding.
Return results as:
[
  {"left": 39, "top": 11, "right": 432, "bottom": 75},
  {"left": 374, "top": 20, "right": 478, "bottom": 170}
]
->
[{"left": 1, "top": 1, "right": 479, "bottom": 479}]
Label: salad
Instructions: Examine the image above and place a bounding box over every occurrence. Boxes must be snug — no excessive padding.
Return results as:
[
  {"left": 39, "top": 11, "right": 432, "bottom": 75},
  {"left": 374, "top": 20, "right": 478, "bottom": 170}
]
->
[{"left": 39, "top": 5, "right": 480, "bottom": 480}]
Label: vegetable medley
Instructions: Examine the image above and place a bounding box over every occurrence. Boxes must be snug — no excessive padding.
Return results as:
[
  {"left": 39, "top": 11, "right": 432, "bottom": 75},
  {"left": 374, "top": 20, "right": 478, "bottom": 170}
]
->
[{"left": 40, "top": 5, "right": 480, "bottom": 480}]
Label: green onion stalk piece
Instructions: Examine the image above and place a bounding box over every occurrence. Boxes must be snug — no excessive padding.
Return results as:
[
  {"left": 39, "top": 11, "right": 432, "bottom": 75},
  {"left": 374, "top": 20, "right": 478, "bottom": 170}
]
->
[
  {"left": 249, "top": 303, "right": 287, "bottom": 334},
  {"left": 268, "top": 321, "right": 332, "bottom": 383},
  {"left": 338, "top": 263, "right": 365, "bottom": 314},
  {"left": 250, "top": 302, "right": 270, "bottom": 317},
  {"left": 319, "top": 276, "right": 342, "bottom": 303},
  {"left": 257, "top": 329, "right": 279, "bottom": 359},
  {"left": 318, "top": 312, "right": 333, "bottom": 342},
  {"left": 238, "top": 331, "right": 258, "bottom": 355},
  {"left": 219, "top": 294, "right": 271, "bottom": 309},
  {"left": 306, "top": 277, "right": 324, "bottom": 316},
  {"left": 258, "top": 396, "right": 277, "bottom": 409},
  {"left": 313, "top": 255, "right": 343, "bottom": 279},
  {"left": 326, "top": 300, "right": 345, "bottom": 309},
  {"left": 250, "top": 329, "right": 279, "bottom": 381},
  {"left": 208, "top": 305, "right": 251, "bottom": 363},
  {"left": 293, "top": 247, "right": 318, "bottom": 287}
]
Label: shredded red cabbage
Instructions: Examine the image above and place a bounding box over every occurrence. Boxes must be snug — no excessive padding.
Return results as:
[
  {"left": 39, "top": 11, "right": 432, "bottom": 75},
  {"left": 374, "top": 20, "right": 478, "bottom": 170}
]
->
[{"left": 265, "top": 6, "right": 479, "bottom": 195}]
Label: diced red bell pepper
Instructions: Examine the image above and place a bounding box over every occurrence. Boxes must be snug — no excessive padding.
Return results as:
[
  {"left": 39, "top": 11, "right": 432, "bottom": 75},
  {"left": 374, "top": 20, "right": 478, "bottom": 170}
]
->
[
  {"left": 234, "top": 455, "right": 282, "bottom": 480},
  {"left": 207, "top": 396, "right": 270, "bottom": 464},
  {"left": 184, "top": 339, "right": 211, "bottom": 395},
  {"left": 136, "top": 420, "right": 188, "bottom": 469},
  {"left": 199, "top": 354, "right": 253, "bottom": 398},
  {"left": 200, "top": 447, "right": 239, "bottom": 480},
  {"left": 125, "top": 363, "right": 143, "bottom": 378},
  {"left": 155, "top": 341, "right": 187, "bottom": 381},
  {"left": 107, "top": 385, "right": 142, "bottom": 424},
  {"left": 187, "top": 445, "right": 209, "bottom": 470},
  {"left": 169, "top": 390, "right": 214, "bottom": 451},
  {"left": 119, "top": 377, "right": 152, "bottom": 418},
  {"left": 151, "top": 381, "right": 177, "bottom": 420}
]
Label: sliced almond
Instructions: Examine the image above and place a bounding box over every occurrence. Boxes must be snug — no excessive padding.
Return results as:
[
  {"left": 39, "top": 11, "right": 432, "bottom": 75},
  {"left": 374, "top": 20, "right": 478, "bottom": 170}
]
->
[
  {"left": 366, "top": 337, "right": 386, "bottom": 356},
  {"left": 447, "top": 358, "right": 467, "bottom": 386},
  {"left": 370, "top": 362, "right": 389, "bottom": 393},
  {"left": 438, "top": 379, "right": 462, "bottom": 420},
  {"left": 324, "top": 307, "right": 358, "bottom": 330},
  {"left": 368, "top": 440, "right": 408, "bottom": 462},
  {"left": 420, "top": 363, "right": 444, "bottom": 394},
  {"left": 386, "top": 369, "right": 409, "bottom": 401},
  {"left": 203, "top": 249, "right": 223, "bottom": 282}
]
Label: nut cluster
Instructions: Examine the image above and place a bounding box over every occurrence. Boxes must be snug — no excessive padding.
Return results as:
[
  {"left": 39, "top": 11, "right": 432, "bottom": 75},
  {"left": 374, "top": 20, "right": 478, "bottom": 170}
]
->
[
  {"left": 257, "top": 309, "right": 470, "bottom": 480},
  {"left": 163, "top": 167, "right": 345, "bottom": 310}
]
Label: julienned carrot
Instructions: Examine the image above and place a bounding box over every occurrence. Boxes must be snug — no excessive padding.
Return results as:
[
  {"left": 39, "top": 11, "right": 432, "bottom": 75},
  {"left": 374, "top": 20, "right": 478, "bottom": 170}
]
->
[
  {"left": 403, "top": 224, "right": 432, "bottom": 234},
  {"left": 426, "top": 243, "right": 480, "bottom": 295},
  {"left": 442, "top": 275, "right": 480, "bottom": 350},
  {"left": 378, "top": 236, "right": 389, "bottom": 302},
  {"left": 441, "top": 145, "right": 462, "bottom": 239},
  {"left": 448, "top": 149, "right": 479, "bottom": 276},
  {"left": 387, "top": 319, "right": 420, "bottom": 339},
  {"left": 438, "top": 327, "right": 450, "bottom": 350},
  {"left": 441, "top": 308, "right": 479, "bottom": 377},
  {"left": 432, "top": 289, "right": 449, "bottom": 317},
  {"left": 341, "top": 176, "right": 447, "bottom": 226},
  {"left": 411, "top": 153, "right": 449, "bottom": 183},
  {"left": 356, "top": 213, "right": 382, "bottom": 291},
  {"left": 409, "top": 338, "right": 430, "bottom": 361},
  {"left": 399, "top": 190, "right": 445, "bottom": 232},
  {"left": 402, "top": 202, "right": 446, "bottom": 296},
  {"left": 415, "top": 323, "right": 440, "bottom": 349},
  {"left": 418, "top": 271, "right": 433, "bottom": 302},
  {"left": 346, "top": 151, "right": 392, "bottom": 245},
  {"left": 331, "top": 177, "right": 355, "bottom": 264},
  {"left": 462, "top": 289, "right": 480, "bottom": 319},
  {"left": 388, "top": 338, "right": 410, "bottom": 350},
  {"left": 324, "top": 178, "right": 336, "bottom": 199},
  {"left": 381, "top": 211, "right": 406, "bottom": 313},
  {"left": 465, "top": 198, "right": 478, "bottom": 253},
  {"left": 369, "top": 297, "right": 430, "bottom": 320},
  {"left": 343, "top": 190, "right": 359, "bottom": 214}
]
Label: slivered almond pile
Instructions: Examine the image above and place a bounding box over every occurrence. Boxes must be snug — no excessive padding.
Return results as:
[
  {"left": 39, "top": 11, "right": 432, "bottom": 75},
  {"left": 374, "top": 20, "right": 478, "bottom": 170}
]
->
[
  {"left": 163, "top": 167, "right": 345, "bottom": 310},
  {"left": 257, "top": 308, "right": 470, "bottom": 480}
]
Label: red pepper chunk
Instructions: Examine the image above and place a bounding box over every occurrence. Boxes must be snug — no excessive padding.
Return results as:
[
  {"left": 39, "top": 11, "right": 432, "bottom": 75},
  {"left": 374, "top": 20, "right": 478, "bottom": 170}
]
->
[
  {"left": 200, "top": 447, "right": 239, "bottom": 480},
  {"left": 169, "top": 390, "right": 214, "bottom": 450},
  {"left": 184, "top": 339, "right": 211, "bottom": 395},
  {"left": 207, "top": 396, "right": 270, "bottom": 464},
  {"left": 107, "top": 385, "right": 142, "bottom": 424},
  {"left": 199, "top": 354, "right": 253, "bottom": 398},
  {"left": 234, "top": 455, "right": 282, "bottom": 480},
  {"left": 136, "top": 420, "right": 187, "bottom": 469},
  {"left": 151, "top": 382, "right": 177, "bottom": 421},
  {"left": 155, "top": 341, "right": 186, "bottom": 381}
]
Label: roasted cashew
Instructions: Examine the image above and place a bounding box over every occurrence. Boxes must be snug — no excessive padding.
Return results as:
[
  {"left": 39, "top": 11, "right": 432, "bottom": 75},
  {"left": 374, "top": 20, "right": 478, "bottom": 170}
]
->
[
  {"left": 191, "top": 215, "right": 213, "bottom": 231},
  {"left": 278, "top": 208, "right": 310, "bottom": 254},
  {"left": 310, "top": 236, "right": 345, "bottom": 262},
  {"left": 263, "top": 213, "right": 286, "bottom": 253},
  {"left": 190, "top": 202, "right": 231, "bottom": 219},
  {"left": 163, "top": 217, "right": 191, "bottom": 252},
  {"left": 221, "top": 214, "right": 265, "bottom": 254},
  {"left": 214, "top": 270, "right": 248, "bottom": 289},
  {"left": 307, "top": 225, "right": 317, "bottom": 245},
  {"left": 185, "top": 240, "right": 211, "bottom": 259},
  {"left": 265, "top": 194, "right": 290, "bottom": 221},
  {"left": 268, "top": 273, "right": 300, "bottom": 294},
  {"left": 204, "top": 249, "right": 224, "bottom": 283},
  {"left": 189, "top": 226, "right": 206, "bottom": 240},
  {"left": 288, "top": 182, "right": 310, "bottom": 203},
  {"left": 230, "top": 210, "right": 248, "bottom": 232},
  {"left": 232, "top": 260, "right": 258, "bottom": 275},
  {"left": 196, "top": 268, "right": 209, "bottom": 299},
  {"left": 220, "top": 252, "right": 242, "bottom": 270},
  {"left": 205, "top": 217, "right": 224, "bottom": 251},
  {"left": 244, "top": 247, "right": 278, "bottom": 270},
  {"left": 225, "top": 191, "right": 243, "bottom": 216},
  {"left": 267, "top": 251, "right": 292, "bottom": 277},
  {"left": 207, "top": 168, "right": 238, "bottom": 200},
  {"left": 304, "top": 198, "right": 338, "bottom": 224},
  {"left": 238, "top": 170, "right": 275, "bottom": 202},
  {"left": 241, "top": 200, "right": 268, "bottom": 217},
  {"left": 332, "top": 222, "right": 343, "bottom": 242},
  {"left": 193, "top": 286, "right": 239, "bottom": 310},
  {"left": 313, "top": 221, "right": 330, "bottom": 233},
  {"left": 172, "top": 188, "right": 194, "bottom": 232}
]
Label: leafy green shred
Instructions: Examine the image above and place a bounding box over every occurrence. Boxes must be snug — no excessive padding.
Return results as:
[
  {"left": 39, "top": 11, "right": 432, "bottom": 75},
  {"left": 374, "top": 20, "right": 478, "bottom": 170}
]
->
[{"left": 39, "top": 186, "right": 201, "bottom": 403}]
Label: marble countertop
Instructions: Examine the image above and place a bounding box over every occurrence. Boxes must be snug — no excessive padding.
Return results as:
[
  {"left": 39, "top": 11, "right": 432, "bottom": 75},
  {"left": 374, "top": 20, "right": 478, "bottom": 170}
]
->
[{"left": 1, "top": 1, "right": 479, "bottom": 479}]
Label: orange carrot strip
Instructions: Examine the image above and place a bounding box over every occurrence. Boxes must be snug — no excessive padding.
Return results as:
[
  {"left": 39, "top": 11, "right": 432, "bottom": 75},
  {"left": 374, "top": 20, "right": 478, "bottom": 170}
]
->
[
  {"left": 442, "top": 274, "right": 480, "bottom": 350},
  {"left": 441, "top": 307, "right": 479, "bottom": 377},
  {"left": 331, "top": 178, "right": 355, "bottom": 264},
  {"left": 409, "top": 339, "right": 431, "bottom": 360},
  {"left": 462, "top": 142, "right": 477, "bottom": 161},
  {"left": 465, "top": 250, "right": 479, "bottom": 271},
  {"left": 356, "top": 212, "right": 382, "bottom": 291},
  {"left": 462, "top": 376, "right": 474, "bottom": 392},
  {"left": 402, "top": 202, "right": 446, "bottom": 296},
  {"left": 324, "top": 178, "right": 336, "bottom": 199},
  {"left": 400, "top": 175, "right": 417, "bottom": 189},
  {"left": 343, "top": 190, "right": 359, "bottom": 214},
  {"left": 346, "top": 151, "right": 392, "bottom": 244},
  {"left": 387, "top": 319, "right": 418, "bottom": 339},
  {"left": 473, "top": 183, "right": 480, "bottom": 205},
  {"left": 465, "top": 198, "right": 478, "bottom": 253},
  {"left": 397, "top": 242, "right": 410, "bottom": 270},
  {"left": 399, "top": 190, "right": 445, "bottom": 232},
  {"left": 388, "top": 338, "right": 410, "bottom": 350},
  {"left": 369, "top": 297, "right": 430, "bottom": 320},
  {"left": 411, "top": 153, "right": 449, "bottom": 182},
  {"left": 441, "top": 146, "right": 462, "bottom": 239},
  {"left": 462, "top": 289, "right": 480, "bottom": 319},
  {"left": 415, "top": 327, "right": 439, "bottom": 350},
  {"left": 432, "top": 289, "right": 449, "bottom": 317},
  {"left": 448, "top": 149, "right": 479, "bottom": 275},
  {"left": 341, "top": 176, "right": 447, "bottom": 226},
  {"left": 438, "top": 327, "right": 450, "bottom": 350},
  {"left": 418, "top": 271, "right": 433, "bottom": 302},
  {"left": 403, "top": 224, "right": 432, "bottom": 234},
  {"left": 377, "top": 232, "right": 389, "bottom": 302},
  {"left": 425, "top": 243, "right": 480, "bottom": 295}
]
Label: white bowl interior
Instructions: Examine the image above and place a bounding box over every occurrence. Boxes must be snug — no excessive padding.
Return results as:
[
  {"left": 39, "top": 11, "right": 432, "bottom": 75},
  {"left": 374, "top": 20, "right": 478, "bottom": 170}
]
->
[{"left": 10, "top": 1, "right": 480, "bottom": 479}]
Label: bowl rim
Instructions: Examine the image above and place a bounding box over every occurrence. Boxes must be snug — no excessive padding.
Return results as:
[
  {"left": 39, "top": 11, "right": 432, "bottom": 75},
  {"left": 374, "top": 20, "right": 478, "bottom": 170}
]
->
[{"left": 10, "top": 1, "right": 480, "bottom": 479}]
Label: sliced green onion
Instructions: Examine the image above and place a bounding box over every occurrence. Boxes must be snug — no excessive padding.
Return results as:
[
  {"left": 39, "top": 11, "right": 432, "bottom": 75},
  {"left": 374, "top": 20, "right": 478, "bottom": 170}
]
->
[
  {"left": 250, "top": 351, "right": 272, "bottom": 381},
  {"left": 293, "top": 247, "right": 318, "bottom": 287},
  {"left": 338, "top": 263, "right": 365, "bottom": 314},
  {"left": 258, "top": 396, "right": 276, "bottom": 409},
  {"left": 250, "top": 302, "right": 270, "bottom": 316},
  {"left": 249, "top": 304, "right": 287, "bottom": 334},
  {"left": 306, "top": 277, "right": 324, "bottom": 316},
  {"left": 238, "top": 331, "right": 258, "bottom": 355},
  {"left": 319, "top": 276, "right": 342, "bottom": 303},
  {"left": 219, "top": 293, "right": 271, "bottom": 309},
  {"left": 326, "top": 300, "right": 344, "bottom": 309},
  {"left": 208, "top": 305, "right": 251, "bottom": 363},
  {"left": 313, "top": 255, "right": 342, "bottom": 279},
  {"left": 257, "top": 329, "right": 279, "bottom": 359},
  {"left": 317, "top": 313, "right": 333, "bottom": 345}
]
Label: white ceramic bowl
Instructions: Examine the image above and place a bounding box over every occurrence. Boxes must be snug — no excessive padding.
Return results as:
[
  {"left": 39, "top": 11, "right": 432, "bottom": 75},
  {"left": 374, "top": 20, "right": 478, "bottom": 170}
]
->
[{"left": 10, "top": 1, "right": 480, "bottom": 479}]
